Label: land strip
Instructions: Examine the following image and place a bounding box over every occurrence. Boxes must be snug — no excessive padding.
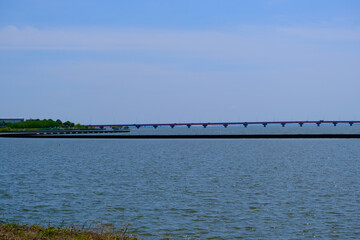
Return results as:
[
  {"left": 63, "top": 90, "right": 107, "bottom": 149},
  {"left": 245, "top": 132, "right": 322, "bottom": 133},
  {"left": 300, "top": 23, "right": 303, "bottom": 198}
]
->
[{"left": 1, "top": 133, "right": 360, "bottom": 139}]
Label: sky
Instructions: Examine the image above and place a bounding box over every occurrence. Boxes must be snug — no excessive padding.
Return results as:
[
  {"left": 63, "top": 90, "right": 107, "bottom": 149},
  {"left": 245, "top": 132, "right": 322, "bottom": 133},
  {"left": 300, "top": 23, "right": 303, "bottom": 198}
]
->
[{"left": 1, "top": 0, "right": 359, "bottom": 124}]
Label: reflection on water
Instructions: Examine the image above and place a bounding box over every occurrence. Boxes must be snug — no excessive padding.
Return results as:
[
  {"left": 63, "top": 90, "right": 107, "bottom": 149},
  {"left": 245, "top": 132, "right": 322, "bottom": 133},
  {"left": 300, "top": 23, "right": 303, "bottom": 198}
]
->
[{"left": 1, "top": 137, "right": 360, "bottom": 239}]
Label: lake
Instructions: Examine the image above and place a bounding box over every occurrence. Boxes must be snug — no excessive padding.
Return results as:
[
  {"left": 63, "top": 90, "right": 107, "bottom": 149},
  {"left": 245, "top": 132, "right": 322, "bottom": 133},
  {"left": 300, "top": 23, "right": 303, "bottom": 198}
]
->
[{"left": 1, "top": 127, "right": 360, "bottom": 239}]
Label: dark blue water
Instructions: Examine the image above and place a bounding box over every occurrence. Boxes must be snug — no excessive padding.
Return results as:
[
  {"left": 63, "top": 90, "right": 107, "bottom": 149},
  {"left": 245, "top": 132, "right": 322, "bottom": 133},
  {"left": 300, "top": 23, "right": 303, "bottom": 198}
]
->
[{"left": 1, "top": 138, "right": 360, "bottom": 239}]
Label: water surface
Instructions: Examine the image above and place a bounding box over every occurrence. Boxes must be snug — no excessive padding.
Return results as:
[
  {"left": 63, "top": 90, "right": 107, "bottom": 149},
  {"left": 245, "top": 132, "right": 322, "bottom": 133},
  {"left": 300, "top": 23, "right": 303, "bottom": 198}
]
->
[{"left": 1, "top": 137, "right": 360, "bottom": 239}]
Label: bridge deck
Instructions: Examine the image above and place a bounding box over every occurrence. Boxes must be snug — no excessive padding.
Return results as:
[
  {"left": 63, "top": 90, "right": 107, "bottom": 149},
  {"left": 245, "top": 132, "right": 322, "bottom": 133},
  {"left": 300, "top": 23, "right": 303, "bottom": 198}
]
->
[{"left": 89, "top": 120, "right": 360, "bottom": 129}]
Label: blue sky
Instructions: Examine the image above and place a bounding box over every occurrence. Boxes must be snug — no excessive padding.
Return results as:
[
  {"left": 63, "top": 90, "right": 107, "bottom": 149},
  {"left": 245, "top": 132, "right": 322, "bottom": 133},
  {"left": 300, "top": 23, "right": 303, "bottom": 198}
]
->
[{"left": 1, "top": 0, "right": 359, "bottom": 124}]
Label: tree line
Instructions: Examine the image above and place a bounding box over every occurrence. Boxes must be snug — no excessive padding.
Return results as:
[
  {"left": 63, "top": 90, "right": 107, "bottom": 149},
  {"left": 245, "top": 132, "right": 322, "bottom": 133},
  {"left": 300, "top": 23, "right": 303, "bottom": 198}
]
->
[{"left": 4, "top": 119, "right": 88, "bottom": 129}]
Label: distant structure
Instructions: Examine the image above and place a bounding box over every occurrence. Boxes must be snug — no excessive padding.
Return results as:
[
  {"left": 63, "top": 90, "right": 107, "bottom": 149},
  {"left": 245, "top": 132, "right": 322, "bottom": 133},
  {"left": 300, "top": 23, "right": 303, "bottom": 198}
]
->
[{"left": 0, "top": 118, "right": 24, "bottom": 124}]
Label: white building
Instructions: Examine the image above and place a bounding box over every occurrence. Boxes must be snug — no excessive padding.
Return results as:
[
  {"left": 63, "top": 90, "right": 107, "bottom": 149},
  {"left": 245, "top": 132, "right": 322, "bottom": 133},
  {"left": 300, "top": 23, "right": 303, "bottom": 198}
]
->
[{"left": 0, "top": 118, "right": 25, "bottom": 124}]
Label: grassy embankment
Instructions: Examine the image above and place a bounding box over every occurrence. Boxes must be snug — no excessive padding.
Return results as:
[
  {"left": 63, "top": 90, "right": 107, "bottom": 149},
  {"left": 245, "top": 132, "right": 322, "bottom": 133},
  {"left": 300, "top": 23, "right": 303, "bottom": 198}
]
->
[{"left": 0, "top": 222, "right": 139, "bottom": 240}]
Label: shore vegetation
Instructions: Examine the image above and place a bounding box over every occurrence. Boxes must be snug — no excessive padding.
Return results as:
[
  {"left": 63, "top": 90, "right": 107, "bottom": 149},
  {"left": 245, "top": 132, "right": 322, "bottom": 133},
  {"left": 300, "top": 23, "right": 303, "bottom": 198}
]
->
[
  {"left": 0, "top": 222, "right": 138, "bottom": 240},
  {"left": 1, "top": 119, "right": 90, "bottom": 131}
]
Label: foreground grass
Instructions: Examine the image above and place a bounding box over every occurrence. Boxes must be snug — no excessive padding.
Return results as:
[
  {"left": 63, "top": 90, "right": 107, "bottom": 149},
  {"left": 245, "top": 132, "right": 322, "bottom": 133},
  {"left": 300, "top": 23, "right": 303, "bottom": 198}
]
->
[{"left": 0, "top": 222, "right": 138, "bottom": 240}]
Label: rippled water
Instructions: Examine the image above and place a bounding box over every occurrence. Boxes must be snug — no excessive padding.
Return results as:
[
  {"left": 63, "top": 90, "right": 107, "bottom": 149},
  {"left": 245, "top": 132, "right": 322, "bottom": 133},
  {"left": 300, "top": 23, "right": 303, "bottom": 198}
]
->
[{"left": 1, "top": 137, "right": 360, "bottom": 239}]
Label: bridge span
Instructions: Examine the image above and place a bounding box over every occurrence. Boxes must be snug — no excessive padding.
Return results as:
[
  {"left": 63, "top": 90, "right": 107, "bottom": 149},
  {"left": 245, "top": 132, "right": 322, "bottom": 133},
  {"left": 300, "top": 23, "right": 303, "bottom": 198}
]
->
[{"left": 89, "top": 120, "right": 360, "bottom": 129}]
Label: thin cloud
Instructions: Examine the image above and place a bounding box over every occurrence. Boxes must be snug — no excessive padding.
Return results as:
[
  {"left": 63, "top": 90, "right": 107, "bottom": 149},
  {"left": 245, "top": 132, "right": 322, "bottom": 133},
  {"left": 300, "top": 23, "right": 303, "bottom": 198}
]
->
[
  {"left": 1, "top": 25, "right": 359, "bottom": 52},
  {"left": 1, "top": 25, "right": 359, "bottom": 70},
  {"left": 278, "top": 26, "right": 360, "bottom": 41}
]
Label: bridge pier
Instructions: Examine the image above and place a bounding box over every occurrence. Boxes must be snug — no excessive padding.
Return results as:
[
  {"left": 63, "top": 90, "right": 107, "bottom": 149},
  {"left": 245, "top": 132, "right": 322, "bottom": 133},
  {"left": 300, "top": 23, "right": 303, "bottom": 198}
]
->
[
  {"left": 203, "top": 124, "right": 208, "bottom": 128},
  {"left": 243, "top": 123, "right": 248, "bottom": 128},
  {"left": 187, "top": 124, "right": 191, "bottom": 128},
  {"left": 299, "top": 122, "right": 304, "bottom": 127},
  {"left": 223, "top": 124, "right": 228, "bottom": 128},
  {"left": 170, "top": 124, "right": 175, "bottom": 128},
  {"left": 263, "top": 123, "right": 267, "bottom": 127},
  {"left": 350, "top": 122, "right": 354, "bottom": 126},
  {"left": 333, "top": 122, "right": 338, "bottom": 126},
  {"left": 153, "top": 125, "right": 158, "bottom": 129},
  {"left": 316, "top": 122, "right": 321, "bottom": 127},
  {"left": 281, "top": 123, "right": 286, "bottom": 127},
  {"left": 136, "top": 125, "right": 141, "bottom": 129}
]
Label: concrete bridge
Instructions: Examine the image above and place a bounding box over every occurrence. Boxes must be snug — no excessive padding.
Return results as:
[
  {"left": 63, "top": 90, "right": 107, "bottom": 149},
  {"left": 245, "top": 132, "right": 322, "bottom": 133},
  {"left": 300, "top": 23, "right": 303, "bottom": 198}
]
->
[{"left": 89, "top": 120, "right": 360, "bottom": 129}]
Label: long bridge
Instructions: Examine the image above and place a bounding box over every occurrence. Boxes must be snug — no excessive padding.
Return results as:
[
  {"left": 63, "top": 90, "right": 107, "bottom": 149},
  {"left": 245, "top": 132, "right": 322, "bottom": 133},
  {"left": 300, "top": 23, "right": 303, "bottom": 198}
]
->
[
  {"left": 89, "top": 120, "right": 360, "bottom": 129},
  {"left": 2, "top": 120, "right": 360, "bottom": 139}
]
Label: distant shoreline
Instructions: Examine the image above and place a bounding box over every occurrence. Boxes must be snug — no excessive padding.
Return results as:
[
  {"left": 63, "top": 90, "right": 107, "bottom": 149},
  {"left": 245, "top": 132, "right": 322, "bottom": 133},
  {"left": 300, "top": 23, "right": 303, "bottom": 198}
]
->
[{"left": 1, "top": 133, "right": 360, "bottom": 139}]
